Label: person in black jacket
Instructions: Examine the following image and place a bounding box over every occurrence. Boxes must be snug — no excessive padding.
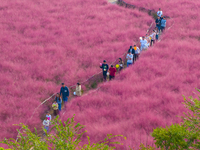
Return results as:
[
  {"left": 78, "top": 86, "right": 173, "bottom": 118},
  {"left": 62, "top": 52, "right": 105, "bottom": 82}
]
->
[
  {"left": 100, "top": 60, "right": 109, "bottom": 82},
  {"left": 128, "top": 46, "right": 135, "bottom": 64},
  {"left": 155, "top": 16, "right": 161, "bottom": 32},
  {"left": 60, "top": 83, "right": 69, "bottom": 107}
]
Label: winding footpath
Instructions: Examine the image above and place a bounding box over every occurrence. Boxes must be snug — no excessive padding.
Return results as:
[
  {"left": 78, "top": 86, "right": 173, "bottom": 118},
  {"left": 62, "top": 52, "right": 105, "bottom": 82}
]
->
[{"left": 16, "top": 0, "right": 174, "bottom": 141}]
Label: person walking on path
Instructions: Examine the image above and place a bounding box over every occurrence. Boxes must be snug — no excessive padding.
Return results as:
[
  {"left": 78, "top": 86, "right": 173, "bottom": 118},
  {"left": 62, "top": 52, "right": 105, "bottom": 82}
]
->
[
  {"left": 109, "top": 65, "right": 117, "bottom": 80},
  {"left": 128, "top": 46, "right": 135, "bottom": 63},
  {"left": 140, "top": 36, "right": 148, "bottom": 52},
  {"left": 133, "top": 45, "right": 140, "bottom": 61},
  {"left": 55, "top": 93, "right": 62, "bottom": 112},
  {"left": 75, "top": 83, "right": 82, "bottom": 96},
  {"left": 43, "top": 117, "right": 50, "bottom": 135},
  {"left": 157, "top": 8, "right": 163, "bottom": 17},
  {"left": 155, "top": 27, "right": 159, "bottom": 40},
  {"left": 161, "top": 16, "right": 166, "bottom": 32},
  {"left": 145, "top": 34, "right": 150, "bottom": 47},
  {"left": 118, "top": 58, "right": 124, "bottom": 72},
  {"left": 155, "top": 16, "right": 161, "bottom": 32},
  {"left": 150, "top": 30, "right": 156, "bottom": 46},
  {"left": 52, "top": 101, "right": 58, "bottom": 117},
  {"left": 100, "top": 60, "right": 109, "bottom": 82},
  {"left": 46, "top": 112, "right": 52, "bottom": 122},
  {"left": 126, "top": 51, "right": 133, "bottom": 67},
  {"left": 60, "top": 83, "right": 69, "bottom": 108}
]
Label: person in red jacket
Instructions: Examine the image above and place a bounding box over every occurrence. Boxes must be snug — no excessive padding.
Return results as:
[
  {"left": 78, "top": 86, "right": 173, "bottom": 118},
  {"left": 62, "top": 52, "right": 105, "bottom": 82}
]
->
[{"left": 109, "top": 65, "right": 117, "bottom": 81}]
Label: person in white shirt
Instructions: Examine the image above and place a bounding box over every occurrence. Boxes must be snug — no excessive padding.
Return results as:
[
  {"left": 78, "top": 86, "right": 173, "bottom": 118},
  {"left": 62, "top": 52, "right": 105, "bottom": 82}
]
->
[
  {"left": 133, "top": 45, "right": 140, "bottom": 61},
  {"left": 46, "top": 112, "right": 52, "bottom": 121},
  {"left": 145, "top": 34, "right": 150, "bottom": 47},
  {"left": 43, "top": 117, "right": 50, "bottom": 135},
  {"left": 126, "top": 51, "right": 133, "bottom": 67},
  {"left": 140, "top": 36, "right": 148, "bottom": 52},
  {"left": 157, "top": 8, "right": 162, "bottom": 17},
  {"left": 150, "top": 30, "right": 156, "bottom": 46}
]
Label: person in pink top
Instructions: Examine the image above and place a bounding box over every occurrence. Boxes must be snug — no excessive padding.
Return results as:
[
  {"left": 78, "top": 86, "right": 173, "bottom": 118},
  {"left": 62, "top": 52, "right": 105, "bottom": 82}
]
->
[{"left": 109, "top": 65, "right": 117, "bottom": 81}]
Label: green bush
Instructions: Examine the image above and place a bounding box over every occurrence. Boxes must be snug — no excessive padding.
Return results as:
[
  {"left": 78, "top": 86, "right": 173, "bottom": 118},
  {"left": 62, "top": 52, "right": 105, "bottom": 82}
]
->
[
  {"left": 1, "top": 115, "right": 125, "bottom": 150},
  {"left": 151, "top": 89, "right": 200, "bottom": 150}
]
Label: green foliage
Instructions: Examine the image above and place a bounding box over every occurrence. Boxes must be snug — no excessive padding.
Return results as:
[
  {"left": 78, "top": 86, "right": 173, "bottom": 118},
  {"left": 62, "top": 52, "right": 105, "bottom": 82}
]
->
[
  {"left": 129, "top": 144, "right": 155, "bottom": 150},
  {"left": 181, "top": 89, "right": 200, "bottom": 149},
  {"left": 151, "top": 89, "right": 200, "bottom": 150},
  {"left": 152, "top": 124, "right": 190, "bottom": 150},
  {"left": 0, "top": 148, "right": 12, "bottom": 150},
  {"left": 139, "top": 144, "right": 155, "bottom": 150},
  {"left": 1, "top": 115, "right": 125, "bottom": 150}
]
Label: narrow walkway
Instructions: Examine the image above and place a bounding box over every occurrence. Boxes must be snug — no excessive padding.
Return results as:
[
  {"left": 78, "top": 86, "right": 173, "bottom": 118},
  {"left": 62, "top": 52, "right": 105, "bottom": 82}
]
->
[{"left": 16, "top": 0, "right": 174, "bottom": 141}]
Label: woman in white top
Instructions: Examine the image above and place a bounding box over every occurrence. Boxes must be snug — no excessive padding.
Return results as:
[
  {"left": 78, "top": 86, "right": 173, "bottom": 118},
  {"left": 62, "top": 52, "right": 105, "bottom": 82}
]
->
[
  {"left": 126, "top": 51, "right": 133, "bottom": 67},
  {"left": 43, "top": 117, "right": 50, "bottom": 135},
  {"left": 75, "top": 83, "right": 82, "bottom": 96}
]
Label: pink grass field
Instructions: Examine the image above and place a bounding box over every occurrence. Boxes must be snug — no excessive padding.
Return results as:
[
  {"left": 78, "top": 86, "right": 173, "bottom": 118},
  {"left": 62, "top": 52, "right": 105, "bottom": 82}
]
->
[
  {"left": 0, "top": 0, "right": 153, "bottom": 145},
  {"left": 60, "top": 0, "right": 200, "bottom": 149}
]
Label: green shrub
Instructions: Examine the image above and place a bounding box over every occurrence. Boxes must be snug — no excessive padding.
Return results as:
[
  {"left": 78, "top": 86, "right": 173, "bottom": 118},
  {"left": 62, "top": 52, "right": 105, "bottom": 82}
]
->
[{"left": 1, "top": 115, "right": 125, "bottom": 150}]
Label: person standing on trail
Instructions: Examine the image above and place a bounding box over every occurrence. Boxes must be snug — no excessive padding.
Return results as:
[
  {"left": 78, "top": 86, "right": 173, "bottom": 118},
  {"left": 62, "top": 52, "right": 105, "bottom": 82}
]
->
[
  {"left": 52, "top": 101, "right": 58, "bottom": 117},
  {"left": 118, "top": 58, "right": 124, "bottom": 72},
  {"left": 140, "top": 36, "right": 148, "bottom": 52},
  {"left": 155, "top": 16, "right": 161, "bottom": 31},
  {"left": 128, "top": 46, "right": 135, "bottom": 63},
  {"left": 75, "top": 83, "right": 82, "bottom": 96},
  {"left": 155, "top": 27, "right": 159, "bottom": 40},
  {"left": 133, "top": 45, "right": 140, "bottom": 61},
  {"left": 126, "top": 51, "right": 133, "bottom": 67},
  {"left": 157, "top": 8, "right": 162, "bottom": 17},
  {"left": 60, "top": 83, "right": 69, "bottom": 107},
  {"left": 100, "top": 60, "right": 109, "bottom": 82},
  {"left": 145, "top": 34, "right": 150, "bottom": 47},
  {"left": 46, "top": 112, "right": 52, "bottom": 121},
  {"left": 43, "top": 117, "right": 50, "bottom": 135},
  {"left": 161, "top": 16, "right": 166, "bottom": 32},
  {"left": 150, "top": 30, "right": 156, "bottom": 46},
  {"left": 55, "top": 93, "right": 62, "bottom": 112},
  {"left": 109, "top": 65, "right": 117, "bottom": 80},
  {"left": 160, "top": 15, "right": 164, "bottom": 20}
]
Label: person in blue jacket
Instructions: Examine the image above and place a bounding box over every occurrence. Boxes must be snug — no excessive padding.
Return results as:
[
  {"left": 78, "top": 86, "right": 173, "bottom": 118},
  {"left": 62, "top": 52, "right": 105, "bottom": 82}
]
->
[
  {"left": 161, "top": 16, "right": 167, "bottom": 32},
  {"left": 55, "top": 93, "right": 62, "bottom": 112},
  {"left": 60, "top": 83, "right": 69, "bottom": 108}
]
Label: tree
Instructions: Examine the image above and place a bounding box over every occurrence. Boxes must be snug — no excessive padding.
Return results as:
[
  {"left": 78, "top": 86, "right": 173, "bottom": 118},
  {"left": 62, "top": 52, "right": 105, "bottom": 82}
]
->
[
  {"left": 1, "top": 115, "right": 125, "bottom": 150},
  {"left": 151, "top": 89, "right": 200, "bottom": 150}
]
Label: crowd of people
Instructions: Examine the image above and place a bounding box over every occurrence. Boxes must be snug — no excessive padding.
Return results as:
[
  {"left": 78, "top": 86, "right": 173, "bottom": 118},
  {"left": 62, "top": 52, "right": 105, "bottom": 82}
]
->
[
  {"left": 42, "top": 8, "right": 167, "bottom": 135},
  {"left": 42, "top": 82, "right": 82, "bottom": 135},
  {"left": 99, "top": 8, "right": 167, "bottom": 80}
]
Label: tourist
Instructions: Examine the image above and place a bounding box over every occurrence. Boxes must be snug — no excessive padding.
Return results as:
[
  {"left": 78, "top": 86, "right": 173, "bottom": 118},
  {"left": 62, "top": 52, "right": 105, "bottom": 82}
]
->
[
  {"left": 133, "top": 45, "right": 140, "bottom": 61},
  {"left": 150, "top": 30, "right": 156, "bottom": 46},
  {"left": 126, "top": 51, "right": 133, "bottom": 67},
  {"left": 128, "top": 46, "right": 135, "bottom": 63},
  {"left": 60, "top": 83, "right": 69, "bottom": 107},
  {"left": 52, "top": 101, "right": 58, "bottom": 117},
  {"left": 140, "top": 36, "right": 148, "bottom": 52},
  {"left": 161, "top": 16, "right": 166, "bottom": 32},
  {"left": 160, "top": 15, "right": 164, "bottom": 20},
  {"left": 55, "top": 93, "right": 62, "bottom": 112},
  {"left": 100, "top": 60, "right": 109, "bottom": 82},
  {"left": 43, "top": 117, "right": 50, "bottom": 135},
  {"left": 155, "top": 16, "right": 161, "bottom": 31},
  {"left": 46, "top": 112, "right": 52, "bottom": 121},
  {"left": 155, "top": 27, "right": 159, "bottom": 40},
  {"left": 145, "top": 34, "right": 150, "bottom": 47},
  {"left": 109, "top": 65, "right": 117, "bottom": 80},
  {"left": 157, "top": 8, "right": 162, "bottom": 17},
  {"left": 75, "top": 83, "right": 82, "bottom": 96},
  {"left": 118, "top": 58, "right": 124, "bottom": 72}
]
